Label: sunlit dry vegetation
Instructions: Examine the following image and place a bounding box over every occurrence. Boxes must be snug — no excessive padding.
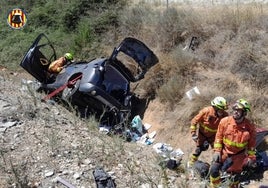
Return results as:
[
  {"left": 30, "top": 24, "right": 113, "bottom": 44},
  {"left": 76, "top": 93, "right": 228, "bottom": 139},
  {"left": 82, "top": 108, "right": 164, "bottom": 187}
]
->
[{"left": 0, "top": 0, "right": 268, "bottom": 187}]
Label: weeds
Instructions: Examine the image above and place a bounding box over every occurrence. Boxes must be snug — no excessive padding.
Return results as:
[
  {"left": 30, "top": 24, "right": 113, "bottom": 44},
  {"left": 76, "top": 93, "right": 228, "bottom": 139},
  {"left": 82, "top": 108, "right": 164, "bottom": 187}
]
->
[
  {"left": 0, "top": 1, "right": 268, "bottom": 187},
  {"left": 0, "top": 149, "right": 30, "bottom": 188},
  {"left": 9, "top": 159, "right": 29, "bottom": 188}
]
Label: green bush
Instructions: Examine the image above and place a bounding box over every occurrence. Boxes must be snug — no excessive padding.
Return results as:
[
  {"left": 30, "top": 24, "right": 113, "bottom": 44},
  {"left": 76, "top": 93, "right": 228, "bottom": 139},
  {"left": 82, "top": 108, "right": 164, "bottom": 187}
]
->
[{"left": 92, "top": 11, "right": 119, "bottom": 34}]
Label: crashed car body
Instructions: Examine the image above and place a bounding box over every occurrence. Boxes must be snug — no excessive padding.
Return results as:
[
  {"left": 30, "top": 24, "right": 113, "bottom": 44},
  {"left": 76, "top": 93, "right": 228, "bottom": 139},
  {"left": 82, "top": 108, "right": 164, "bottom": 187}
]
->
[{"left": 20, "top": 33, "right": 158, "bottom": 128}]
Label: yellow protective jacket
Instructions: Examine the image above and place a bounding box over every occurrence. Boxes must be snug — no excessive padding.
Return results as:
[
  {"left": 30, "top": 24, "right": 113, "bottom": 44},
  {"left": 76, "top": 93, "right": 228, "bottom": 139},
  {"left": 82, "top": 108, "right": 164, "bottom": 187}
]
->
[
  {"left": 48, "top": 57, "right": 66, "bottom": 73},
  {"left": 190, "top": 106, "right": 228, "bottom": 138},
  {"left": 214, "top": 116, "right": 256, "bottom": 158}
]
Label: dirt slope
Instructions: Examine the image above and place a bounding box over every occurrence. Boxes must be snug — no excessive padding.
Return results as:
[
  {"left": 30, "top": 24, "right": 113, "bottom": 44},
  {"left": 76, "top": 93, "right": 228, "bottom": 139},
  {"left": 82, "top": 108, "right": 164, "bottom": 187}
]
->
[
  {"left": 1, "top": 70, "right": 268, "bottom": 187},
  {"left": 0, "top": 70, "right": 188, "bottom": 188}
]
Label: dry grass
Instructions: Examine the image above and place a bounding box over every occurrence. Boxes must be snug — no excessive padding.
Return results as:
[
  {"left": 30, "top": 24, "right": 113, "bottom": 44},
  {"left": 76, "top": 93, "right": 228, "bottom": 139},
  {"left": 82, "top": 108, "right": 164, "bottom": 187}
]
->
[
  {"left": 1, "top": 2, "right": 268, "bottom": 187},
  {"left": 131, "top": 5, "right": 268, "bottom": 186},
  {"left": 130, "top": 2, "right": 268, "bottom": 128}
]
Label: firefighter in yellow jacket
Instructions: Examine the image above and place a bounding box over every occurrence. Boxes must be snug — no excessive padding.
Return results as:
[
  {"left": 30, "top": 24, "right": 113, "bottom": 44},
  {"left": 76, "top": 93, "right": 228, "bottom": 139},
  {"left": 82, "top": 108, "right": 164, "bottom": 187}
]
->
[
  {"left": 210, "top": 99, "right": 256, "bottom": 188},
  {"left": 48, "top": 53, "right": 73, "bottom": 73},
  {"left": 189, "top": 96, "right": 228, "bottom": 165}
]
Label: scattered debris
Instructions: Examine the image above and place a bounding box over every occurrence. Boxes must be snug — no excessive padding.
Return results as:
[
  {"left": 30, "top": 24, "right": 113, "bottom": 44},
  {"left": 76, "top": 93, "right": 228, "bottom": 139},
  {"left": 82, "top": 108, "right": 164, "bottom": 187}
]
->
[
  {"left": 99, "top": 126, "right": 111, "bottom": 134},
  {"left": 131, "top": 115, "right": 143, "bottom": 135},
  {"left": 183, "top": 36, "right": 200, "bottom": 51},
  {"left": 56, "top": 176, "right": 76, "bottom": 188},
  {"left": 153, "top": 143, "right": 174, "bottom": 157},
  {"left": 185, "top": 86, "right": 200, "bottom": 100},
  {"left": 137, "top": 131, "right": 156, "bottom": 145},
  {"left": 93, "top": 167, "right": 116, "bottom": 188},
  {"left": 143, "top": 123, "right": 152, "bottom": 131},
  {"left": 0, "top": 121, "right": 18, "bottom": 133},
  {"left": 153, "top": 143, "right": 184, "bottom": 170}
]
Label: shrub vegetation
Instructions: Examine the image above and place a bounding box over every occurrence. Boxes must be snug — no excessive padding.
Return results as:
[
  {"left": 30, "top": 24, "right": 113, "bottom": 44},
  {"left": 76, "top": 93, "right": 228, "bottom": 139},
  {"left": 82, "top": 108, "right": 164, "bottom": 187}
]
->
[{"left": 0, "top": 1, "right": 268, "bottom": 186}]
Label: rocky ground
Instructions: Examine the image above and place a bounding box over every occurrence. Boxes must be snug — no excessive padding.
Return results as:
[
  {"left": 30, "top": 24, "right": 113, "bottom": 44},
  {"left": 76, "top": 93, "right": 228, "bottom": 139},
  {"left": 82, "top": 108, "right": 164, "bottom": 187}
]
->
[
  {"left": 1, "top": 70, "right": 268, "bottom": 188},
  {"left": 0, "top": 70, "right": 189, "bottom": 188}
]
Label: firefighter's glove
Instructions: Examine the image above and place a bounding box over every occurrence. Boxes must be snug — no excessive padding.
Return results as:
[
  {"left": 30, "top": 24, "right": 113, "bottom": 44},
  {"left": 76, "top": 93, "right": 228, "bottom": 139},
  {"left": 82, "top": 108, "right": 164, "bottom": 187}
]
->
[
  {"left": 212, "top": 152, "right": 221, "bottom": 163},
  {"left": 247, "top": 158, "right": 257, "bottom": 168},
  {"left": 191, "top": 133, "right": 198, "bottom": 142}
]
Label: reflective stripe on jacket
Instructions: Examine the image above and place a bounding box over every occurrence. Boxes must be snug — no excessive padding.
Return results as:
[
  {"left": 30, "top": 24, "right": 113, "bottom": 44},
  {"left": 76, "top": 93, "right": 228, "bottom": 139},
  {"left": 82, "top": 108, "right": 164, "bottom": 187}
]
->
[
  {"left": 214, "top": 116, "right": 256, "bottom": 155},
  {"left": 190, "top": 106, "right": 228, "bottom": 138}
]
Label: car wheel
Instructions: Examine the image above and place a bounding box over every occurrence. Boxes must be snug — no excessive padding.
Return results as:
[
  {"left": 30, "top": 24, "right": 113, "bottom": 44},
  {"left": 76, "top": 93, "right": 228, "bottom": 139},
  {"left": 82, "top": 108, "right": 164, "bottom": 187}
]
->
[{"left": 62, "top": 79, "right": 81, "bottom": 101}]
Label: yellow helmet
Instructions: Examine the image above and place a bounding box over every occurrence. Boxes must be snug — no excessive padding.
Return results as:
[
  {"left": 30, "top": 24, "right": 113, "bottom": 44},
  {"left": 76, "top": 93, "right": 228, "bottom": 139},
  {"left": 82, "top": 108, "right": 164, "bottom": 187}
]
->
[
  {"left": 211, "top": 96, "right": 228, "bottom": 110},
  {"left": 64, "top": 53, "right": 73, "bottom": 61},
  {"left": 232, "top": 99, "right": 251, "bottom": 112}
]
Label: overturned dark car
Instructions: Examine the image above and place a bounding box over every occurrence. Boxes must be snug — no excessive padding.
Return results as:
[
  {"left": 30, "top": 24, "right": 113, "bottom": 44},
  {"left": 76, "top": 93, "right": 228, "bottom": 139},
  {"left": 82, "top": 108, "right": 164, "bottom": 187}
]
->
[{"left": 20, "top": 33, "right": 159, "bottom": 130}]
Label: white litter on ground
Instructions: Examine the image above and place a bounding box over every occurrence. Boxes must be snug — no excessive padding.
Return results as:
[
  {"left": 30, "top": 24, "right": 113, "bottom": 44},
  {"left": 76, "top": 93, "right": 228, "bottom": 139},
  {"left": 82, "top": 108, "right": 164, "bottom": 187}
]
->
[
  {"left": 153, "top": 143, "right": 174, "bottom": 157},
  {"left": 153, "top": 143, "right": 184, "bottom": 159},
  {"left": 148, "top": 131, "right": 156, "bottom": 139},
  {"left": 185, "top": 86, "right": 200, "bottom": 100},
  {"left": 144, "top": 123, "right": 152, "bottom": 130}
]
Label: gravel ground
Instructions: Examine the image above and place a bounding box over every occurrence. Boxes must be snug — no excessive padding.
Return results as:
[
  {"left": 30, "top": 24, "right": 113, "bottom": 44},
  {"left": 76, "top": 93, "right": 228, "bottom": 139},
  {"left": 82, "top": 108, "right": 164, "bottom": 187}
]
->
[{"left": 1, "top": 70, "right": 268, "bottom": 188}]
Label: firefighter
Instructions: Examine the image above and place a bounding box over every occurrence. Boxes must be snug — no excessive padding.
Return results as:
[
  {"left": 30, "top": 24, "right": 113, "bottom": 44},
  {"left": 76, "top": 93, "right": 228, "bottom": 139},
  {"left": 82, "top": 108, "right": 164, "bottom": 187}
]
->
[
  {"left": 189, "top": 96, "right": 228, "bottom": 166},
  {"left": 210, "top": 99, "right": 256, "bottom": 188},
  {"left": 48, "top": 53, "right": 73, "bottom": 73}
]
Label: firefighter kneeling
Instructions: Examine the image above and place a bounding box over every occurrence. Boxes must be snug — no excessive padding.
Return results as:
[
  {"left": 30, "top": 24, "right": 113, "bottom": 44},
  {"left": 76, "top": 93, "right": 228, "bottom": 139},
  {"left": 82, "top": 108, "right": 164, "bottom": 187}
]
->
[{"left": 209, "top": 99, "right": 257, "bottom": 188}]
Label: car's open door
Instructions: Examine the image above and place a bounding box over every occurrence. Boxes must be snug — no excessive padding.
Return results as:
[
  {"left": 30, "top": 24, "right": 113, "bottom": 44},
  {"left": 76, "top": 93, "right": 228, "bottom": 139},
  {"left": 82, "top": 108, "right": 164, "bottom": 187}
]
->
[
  {"left": 110, "top": 37, "right": 159, "bottom": 82},
  {"left": 20, "top": 33, "right": 56, "bottom": 83}
]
